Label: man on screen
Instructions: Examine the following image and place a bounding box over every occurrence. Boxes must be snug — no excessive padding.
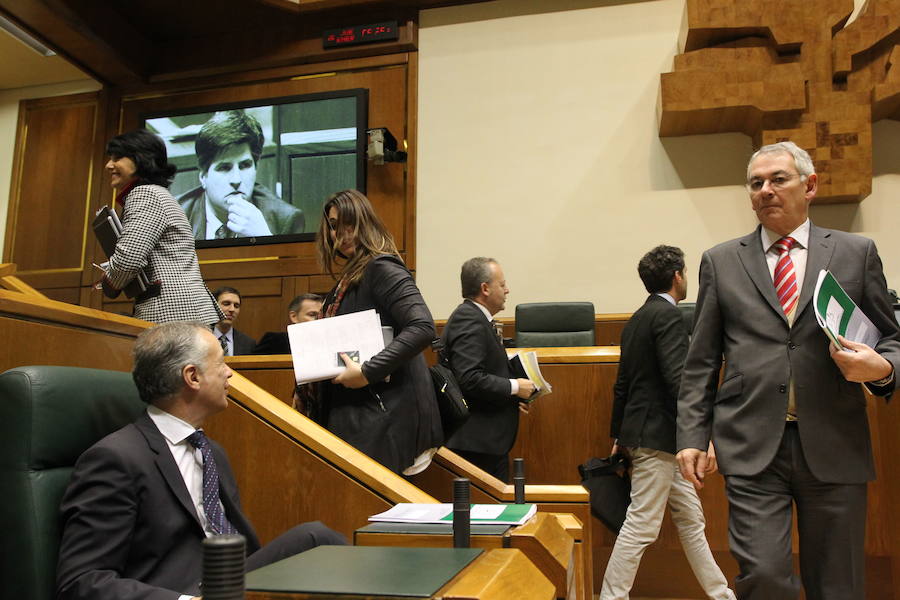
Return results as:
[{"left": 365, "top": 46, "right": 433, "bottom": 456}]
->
[{"left": 178, "top": 110, "right": 305, "bottom": 239}]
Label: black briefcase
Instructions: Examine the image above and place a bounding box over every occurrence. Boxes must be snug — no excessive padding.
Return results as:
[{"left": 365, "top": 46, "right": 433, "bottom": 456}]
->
[{"left": 578, "top": 454, "right": 632, "bottom": 534}]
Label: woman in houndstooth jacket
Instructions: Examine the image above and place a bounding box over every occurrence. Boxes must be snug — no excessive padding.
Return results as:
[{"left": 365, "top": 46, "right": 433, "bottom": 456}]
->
[{"left": 102, "top": 130, "right": 222, "bottom": 325}]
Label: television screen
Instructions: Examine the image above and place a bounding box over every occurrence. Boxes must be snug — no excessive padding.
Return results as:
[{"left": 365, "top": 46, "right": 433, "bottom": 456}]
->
[{"left": 142, "top": 88, "right": 368, "bottom": 248}]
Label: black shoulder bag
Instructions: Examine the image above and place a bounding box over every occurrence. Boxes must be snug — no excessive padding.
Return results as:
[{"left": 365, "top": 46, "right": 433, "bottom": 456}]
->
[{"left": 429, "top": 339, "right": 469, "bottom": 438}]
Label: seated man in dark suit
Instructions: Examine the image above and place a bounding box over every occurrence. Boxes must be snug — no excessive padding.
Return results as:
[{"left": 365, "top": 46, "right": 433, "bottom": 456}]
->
[
  {"left": 213, "top": 286, "right": 256, "bottom": 355},
  {"left": 253, "top": 293, "right": 323, "bottom": 355},
  {"left": 177, "top": 110, "right": 304, "bottom": 239},
  {"left": 56, "top": 321, "right": 345, "bottom": 600},
  {"left": 441, "top": 257, "right": 535, "bottom": 482}
]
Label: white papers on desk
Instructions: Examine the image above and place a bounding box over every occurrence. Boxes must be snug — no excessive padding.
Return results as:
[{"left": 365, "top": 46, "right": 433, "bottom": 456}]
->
[{"left": 288, "top": 309, "right": 385, "bottom": 384}]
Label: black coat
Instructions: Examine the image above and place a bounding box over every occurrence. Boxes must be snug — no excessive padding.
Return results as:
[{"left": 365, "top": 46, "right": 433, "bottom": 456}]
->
[
  {"left": 319, "top": 255, "right": 443, "bottom": 473},
  {"left": 442, "top": 299, "right": 519, "bottom": 455},
  {"left": 231, "top": 328, "right": 257, "bottom": 355},
  {"left": 251, "top": 331, "right": 291, "bottom": 355},
  {"left": 611, "top": 294, "right": 688, "bottom": 454}
]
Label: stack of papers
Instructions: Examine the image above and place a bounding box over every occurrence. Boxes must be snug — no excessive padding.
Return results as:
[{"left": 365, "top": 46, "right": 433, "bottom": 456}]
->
[
  {"left": 288, "top": 309, "right": 385, "bottom": 383},
  {"left": 813, "top": 270, "right": 881, "bottom": 350},
  {"left": 369, "top": 503, "right": 537, "bottom": 526},
  {"left": 509, "top": 351, "right": 552, "bottom": 401}
]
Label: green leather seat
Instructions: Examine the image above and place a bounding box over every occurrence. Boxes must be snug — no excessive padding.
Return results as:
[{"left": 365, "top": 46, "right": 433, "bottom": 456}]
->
[
  {"left": 514, "top": 302, "right": 595, "bottom": 348},
  {"left": 677, "top": 301, "right": 696, "bottom": 333},
  {"left": 0, "top": 366, "right": 144, "bottom": 600}
]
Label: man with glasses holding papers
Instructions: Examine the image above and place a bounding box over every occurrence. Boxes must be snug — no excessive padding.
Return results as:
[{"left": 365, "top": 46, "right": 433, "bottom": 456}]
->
[{"left": 676, "top": 141, "right": 900, "bottom": 600}]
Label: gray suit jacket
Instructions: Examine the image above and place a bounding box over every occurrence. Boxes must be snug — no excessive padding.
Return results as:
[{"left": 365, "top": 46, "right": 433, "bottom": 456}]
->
[{"left": 677, "top": 224, "right": 900, "bottom": 484}]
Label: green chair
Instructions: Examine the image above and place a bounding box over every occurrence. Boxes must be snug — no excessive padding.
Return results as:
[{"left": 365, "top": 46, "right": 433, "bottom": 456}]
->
[
  {"left": 677, "top": 301, "right": 696, "bottom": 334},
  {"left": 0, "top": 366, "right": 144, "bottom": 600},
  {"left": 514, "top": 302, "right": 595, "bottom": 347}
]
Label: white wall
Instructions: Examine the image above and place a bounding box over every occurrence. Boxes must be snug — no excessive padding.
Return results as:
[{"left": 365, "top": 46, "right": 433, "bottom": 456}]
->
[
  {"left": 0, "top": 78, "right": 101, "bottom": 252},
  {"left": 416, "top": 0, "right": 900, "bottom": 318}
]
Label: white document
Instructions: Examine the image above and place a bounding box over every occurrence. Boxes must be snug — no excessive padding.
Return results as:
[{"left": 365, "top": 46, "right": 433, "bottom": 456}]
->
[
  {"left": 288, "top": 309, "right": 385, "bottom": 384},
  {"left": 509, "top": 350, "right": 553, "bottom": 401}
]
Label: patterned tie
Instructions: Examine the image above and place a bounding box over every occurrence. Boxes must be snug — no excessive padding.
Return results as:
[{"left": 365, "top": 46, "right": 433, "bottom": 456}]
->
[
  {"left": 773, "top": 236, "right": 799, "bottom": 317},
  {"left": 214, "top": 224, "right": 231, "bottom": 239},
  {"left": 219, "top": 334, "right": 230, "bottom": 356},
  {"left": 491, "top": 319, "right": 504, "bottom": 345},
  {"left": 187, "top": 430, "right": 237, "bottom": 535}
]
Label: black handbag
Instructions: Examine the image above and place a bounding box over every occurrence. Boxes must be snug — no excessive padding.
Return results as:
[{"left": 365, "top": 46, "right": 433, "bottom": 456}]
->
[
  {"left": 429, "top": 339, "right": 469, "bottom": 437},
  {"left": 578, "top": 453, "right": 632, "bottom": 534}
]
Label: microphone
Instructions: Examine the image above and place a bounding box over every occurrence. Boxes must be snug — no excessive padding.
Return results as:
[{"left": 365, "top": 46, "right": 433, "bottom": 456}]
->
[
  {"left": 513, "top": 458, "right": 526, "bottom": 504},
  {"left": 201, "top": 533, "right": 246, "bottom": 600},
  {"left": 453, "top": 477, "right": 470, "bottom": 548}
]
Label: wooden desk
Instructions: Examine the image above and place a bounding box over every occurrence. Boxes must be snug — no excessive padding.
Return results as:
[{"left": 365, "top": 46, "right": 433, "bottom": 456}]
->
[
  {"left": 244, "top": 546, "right": 555, "bottom": 600},
  {"left": 354, "top": 512, "right": 576, "bottom": 600}
]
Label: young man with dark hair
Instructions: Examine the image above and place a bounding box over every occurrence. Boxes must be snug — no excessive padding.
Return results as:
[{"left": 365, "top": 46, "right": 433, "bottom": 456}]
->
[
  {"left": 56, "top": 322, "right": 345, "bottom": 600},
  {"left": 177, "top": 110, "right": 305, "bottom": 239},
  {"left": 213, "top": 286, "right": 256, "bottom": 356},
  {"left": 602, "top": 245, "right": 735, "bottom": 600}
]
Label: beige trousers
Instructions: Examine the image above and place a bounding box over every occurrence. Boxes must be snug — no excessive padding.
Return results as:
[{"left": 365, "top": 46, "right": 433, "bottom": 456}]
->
[{"left": 599, "top": 447, "right": 736, "bottom": 600}]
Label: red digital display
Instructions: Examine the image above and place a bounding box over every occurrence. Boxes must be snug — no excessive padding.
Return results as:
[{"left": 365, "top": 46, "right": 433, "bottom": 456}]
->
[{"left": 324, "top": 21, "right": 399, "bottom": 48}]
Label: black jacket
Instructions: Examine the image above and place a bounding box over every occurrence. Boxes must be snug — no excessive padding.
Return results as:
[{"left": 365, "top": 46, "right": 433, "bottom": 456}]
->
[
  {"left": 319, "top": 255, "right": 443, "bottom": 474},
  {"left": 231, "top": 328, "right": 257, "bottom": 355},
  {"left": 251, "top": 331, "right": 291, "bottom": 355},
  {"left": 442, "top": 299, "right": 519, "bottom": 455},
  {"left": 611, "top": 294, "right": 688, "bottom": 454}
]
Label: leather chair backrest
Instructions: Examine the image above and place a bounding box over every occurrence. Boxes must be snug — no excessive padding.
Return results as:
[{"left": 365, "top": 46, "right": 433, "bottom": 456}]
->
[
  {"left": 677, "top": 301, "right": 696, "bottom": 334},
  {"left": 514, "top": 302, "right": 595, "bottom": 347},
  {"left": 0, "top": 366, "right": 144, "bottom": 600}
]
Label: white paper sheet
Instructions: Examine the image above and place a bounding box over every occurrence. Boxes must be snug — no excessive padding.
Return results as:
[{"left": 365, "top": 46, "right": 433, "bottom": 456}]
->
[{"left": 288, "top": 309, "right": 385, "bottom": 383}]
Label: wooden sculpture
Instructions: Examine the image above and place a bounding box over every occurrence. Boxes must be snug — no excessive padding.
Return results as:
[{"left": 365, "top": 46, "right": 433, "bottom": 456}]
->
[{"left": 659, "top": 0, "right": 900, "bottom": 203}]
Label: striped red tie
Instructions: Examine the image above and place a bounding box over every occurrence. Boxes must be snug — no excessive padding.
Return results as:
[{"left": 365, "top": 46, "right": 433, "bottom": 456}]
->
[{"left": 773, "top": 236, "right": 799, "bottom": 315}]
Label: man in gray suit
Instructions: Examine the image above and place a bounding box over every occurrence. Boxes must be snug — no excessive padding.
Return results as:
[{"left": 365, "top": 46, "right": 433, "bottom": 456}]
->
[{"left": 677, "top": 141, "right": 900, "bottom": 599}]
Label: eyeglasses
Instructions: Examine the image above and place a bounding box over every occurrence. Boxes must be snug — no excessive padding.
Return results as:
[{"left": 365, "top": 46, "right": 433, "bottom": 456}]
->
[{"left": 747, "top": 172, "right": 801, "bottom": 192}]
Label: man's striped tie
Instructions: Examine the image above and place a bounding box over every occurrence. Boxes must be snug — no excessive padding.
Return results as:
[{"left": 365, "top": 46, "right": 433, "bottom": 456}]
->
[{"left": 773, "top": 236, "right": 799, "bottom": 316}]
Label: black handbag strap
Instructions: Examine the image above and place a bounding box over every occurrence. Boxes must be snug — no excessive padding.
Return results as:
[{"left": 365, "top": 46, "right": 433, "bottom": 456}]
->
[{"left": 430, "top": 338, "right": 451, "bottom": 367}]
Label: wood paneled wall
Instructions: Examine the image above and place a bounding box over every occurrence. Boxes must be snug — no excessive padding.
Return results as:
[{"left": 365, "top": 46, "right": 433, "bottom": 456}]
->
[
  {"left": 4, "top": 91, "right": 107, "bottom": 303},
  {"left": 5, "top": 54, "right": 416, "bottom": 342}
]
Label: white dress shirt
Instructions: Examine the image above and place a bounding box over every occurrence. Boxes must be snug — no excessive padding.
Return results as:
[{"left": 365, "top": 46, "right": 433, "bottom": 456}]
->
[
  {"left": 205, "top": 196, "right": 224, "bottom": 240},
  {"left": 147, "top": 406, "right": 231, "bottom": 600}
]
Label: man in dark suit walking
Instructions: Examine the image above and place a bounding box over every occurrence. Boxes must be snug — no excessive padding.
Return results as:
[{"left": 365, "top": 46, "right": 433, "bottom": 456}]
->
[
  {"left": 602, "top": 245, "right": 735, "bottom": 600},
  {"left": 677, "top": 141, "right": 900, "bottom": 599},
  {"left": 56, "top": 321, "right": 344, "bottom": 600},
  {"left": 442, "top": 257, "right": 535, "bottom": 482}
]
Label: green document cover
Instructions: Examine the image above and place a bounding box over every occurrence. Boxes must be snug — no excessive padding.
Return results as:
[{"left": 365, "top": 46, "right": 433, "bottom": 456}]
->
[
  {"left": 369, "top": 503, "right": 537, "bottom": 525},
  {"left": 813, "top": 269, "right": 880, "bottom": 350},
  {"left": 245, "top": 545, "right": 482, "bottom": 596}
]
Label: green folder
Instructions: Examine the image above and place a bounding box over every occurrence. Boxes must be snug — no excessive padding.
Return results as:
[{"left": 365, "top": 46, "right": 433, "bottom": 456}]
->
[
  {"left": 245, "top": 545, "right": 482, "bottom": 596},
  {"left": 356, "top": 521, "right": 511, "bottom": 536}
]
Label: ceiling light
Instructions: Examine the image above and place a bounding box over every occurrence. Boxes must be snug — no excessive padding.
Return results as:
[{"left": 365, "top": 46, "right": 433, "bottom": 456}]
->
[{"left": 0, "top": 13, "right": 56, "bottom": 57}]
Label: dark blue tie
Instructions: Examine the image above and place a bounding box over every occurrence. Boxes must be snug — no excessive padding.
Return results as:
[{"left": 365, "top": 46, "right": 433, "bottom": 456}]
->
[{"left": 187, "top": 430, "right": 237, "bottom": 535}]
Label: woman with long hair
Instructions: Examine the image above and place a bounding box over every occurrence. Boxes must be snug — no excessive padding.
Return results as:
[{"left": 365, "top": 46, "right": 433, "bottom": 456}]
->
[
  {"left": 102, "top": 129, "right": 221, "bottom": 325},
  {"left": 315, "top": 189, "right": 443, "bottom": 474}
]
